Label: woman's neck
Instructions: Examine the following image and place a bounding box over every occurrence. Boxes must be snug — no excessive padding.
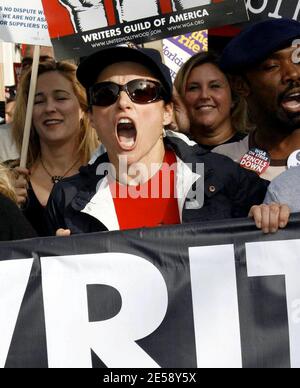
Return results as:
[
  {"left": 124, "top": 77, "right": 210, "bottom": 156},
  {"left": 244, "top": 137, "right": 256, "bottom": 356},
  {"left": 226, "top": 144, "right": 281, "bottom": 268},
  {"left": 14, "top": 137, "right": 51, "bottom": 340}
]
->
[
  {"left": 112, "top": 139, "right": 166, "bottom": 186},
  {"left": 191, "top": 120, "right": 236, "bottom": 147},
  {"left": 37, "top": 140, "right": 83, "bottom": 173}
]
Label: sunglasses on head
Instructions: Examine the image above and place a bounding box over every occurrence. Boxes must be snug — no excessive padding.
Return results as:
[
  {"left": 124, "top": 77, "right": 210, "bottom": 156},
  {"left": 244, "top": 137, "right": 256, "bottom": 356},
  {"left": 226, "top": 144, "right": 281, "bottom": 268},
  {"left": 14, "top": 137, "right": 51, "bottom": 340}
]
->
[{"left": 89, "top": 79, "right": 167, "bottom": 107}]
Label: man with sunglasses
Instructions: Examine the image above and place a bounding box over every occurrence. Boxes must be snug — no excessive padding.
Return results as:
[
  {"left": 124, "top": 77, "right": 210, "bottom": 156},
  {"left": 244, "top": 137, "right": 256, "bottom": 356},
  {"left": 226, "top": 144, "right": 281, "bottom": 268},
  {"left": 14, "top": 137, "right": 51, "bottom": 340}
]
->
[{"left": 46, "top": 45, "right": 290, "bottom": 236}]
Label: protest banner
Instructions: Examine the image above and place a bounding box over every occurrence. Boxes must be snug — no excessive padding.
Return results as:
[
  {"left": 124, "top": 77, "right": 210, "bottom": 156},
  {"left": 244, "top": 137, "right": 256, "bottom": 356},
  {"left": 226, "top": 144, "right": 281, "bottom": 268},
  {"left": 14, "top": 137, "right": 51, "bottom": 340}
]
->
[
  {"left": 0, "top": 0, "right": 51, "bottom": 45},
  {"left": 42, "top": 0, "right": 248, "bottom": 59},
  {"left": 163, "top": 30, "right": 208, "bottom": 81},
  {"left": 0, "top": 215, "right": 300, "bottom": 368}
]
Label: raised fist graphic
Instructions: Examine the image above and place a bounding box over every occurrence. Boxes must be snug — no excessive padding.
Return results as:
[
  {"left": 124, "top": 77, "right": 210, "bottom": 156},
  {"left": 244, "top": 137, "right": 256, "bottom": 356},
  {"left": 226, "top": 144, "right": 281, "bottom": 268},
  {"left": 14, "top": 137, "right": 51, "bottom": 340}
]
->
[
  {"left": 59, "top": 0, "right": 110, "bottom": 32},
  {"left": 118, "top": 0, "right": 160, "bottom": 22},
  {"left": 171, "top": 0, "right": 211, "bottom": 11},
  {"left": 118, "top": 0, "right": 212, "bottom": 22}
]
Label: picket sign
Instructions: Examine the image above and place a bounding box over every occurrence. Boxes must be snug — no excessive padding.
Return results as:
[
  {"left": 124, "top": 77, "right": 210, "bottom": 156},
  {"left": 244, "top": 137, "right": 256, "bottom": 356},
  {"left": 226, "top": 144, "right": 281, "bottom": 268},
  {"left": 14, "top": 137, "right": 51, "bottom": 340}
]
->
[
  {"left": 20, "top": 45, "right": 40, "bottom": 168},
  {"left": 0, "top": 44, "right": 5, "bottom": 101}
]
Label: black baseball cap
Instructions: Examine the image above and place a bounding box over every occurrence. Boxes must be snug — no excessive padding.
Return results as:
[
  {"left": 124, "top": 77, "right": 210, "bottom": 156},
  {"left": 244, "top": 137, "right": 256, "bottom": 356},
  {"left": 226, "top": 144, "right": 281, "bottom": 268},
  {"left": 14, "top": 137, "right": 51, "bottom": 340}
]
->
[
  {"left": 220, "top": 18, "right": 300, "bottom": 74},
  {"left": 77, "top": 45, "right": 173, "bottom": 102}
]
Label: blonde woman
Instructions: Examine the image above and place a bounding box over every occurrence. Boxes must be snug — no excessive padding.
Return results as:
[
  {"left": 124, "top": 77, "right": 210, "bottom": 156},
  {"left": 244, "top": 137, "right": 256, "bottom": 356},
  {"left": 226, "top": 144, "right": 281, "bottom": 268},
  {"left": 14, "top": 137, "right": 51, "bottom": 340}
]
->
[
  {"left": 0, "top": 164, "right": 36, "bottom": 241},
  {"left": 11, "top": 60, "right": 99, "bottom": 236}
]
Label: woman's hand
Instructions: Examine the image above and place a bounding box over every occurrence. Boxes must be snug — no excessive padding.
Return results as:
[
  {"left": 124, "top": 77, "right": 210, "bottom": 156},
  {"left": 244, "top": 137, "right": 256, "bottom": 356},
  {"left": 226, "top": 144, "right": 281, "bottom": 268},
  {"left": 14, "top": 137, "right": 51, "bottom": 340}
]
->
[
  {"left": 249, "top": 203, "right": 290, "bottom": 234},
  {"left": 56, "top": 229, "right": 71, "bottom": 237},
  {"left": 13, "top": 167, "right": 30, "bottom": 206},
  {"left": 167, "top": 88, "right": 190, "bottom": 134}
]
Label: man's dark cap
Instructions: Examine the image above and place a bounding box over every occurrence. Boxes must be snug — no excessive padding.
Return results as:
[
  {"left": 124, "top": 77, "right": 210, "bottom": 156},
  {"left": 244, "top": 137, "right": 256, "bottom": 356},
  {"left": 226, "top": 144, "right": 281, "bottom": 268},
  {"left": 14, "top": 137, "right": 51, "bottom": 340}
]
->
[
  {"left": 77, "top": 45, "right": 173, "bottom": 101},
  {"left": 220, "top": 18, "right": 300, "bottom": 74}
]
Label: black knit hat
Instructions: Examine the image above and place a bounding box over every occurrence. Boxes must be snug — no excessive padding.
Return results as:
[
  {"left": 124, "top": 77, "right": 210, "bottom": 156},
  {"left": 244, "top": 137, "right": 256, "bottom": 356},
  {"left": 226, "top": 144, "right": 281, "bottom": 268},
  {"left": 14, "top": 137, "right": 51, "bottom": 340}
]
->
[{"left": 220, "top": 18, "right": 300, "bottom": 74}]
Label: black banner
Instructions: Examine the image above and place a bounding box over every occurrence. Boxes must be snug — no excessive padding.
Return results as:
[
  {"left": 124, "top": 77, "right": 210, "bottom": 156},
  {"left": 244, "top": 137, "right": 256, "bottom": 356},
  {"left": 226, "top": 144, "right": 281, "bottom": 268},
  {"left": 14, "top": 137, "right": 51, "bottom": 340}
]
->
[
  {"left": 0, "top": 215, "right": 300, "bottom": 368},
  {"left": 246, "top": 0, "right": 300, "bottom": 23}
]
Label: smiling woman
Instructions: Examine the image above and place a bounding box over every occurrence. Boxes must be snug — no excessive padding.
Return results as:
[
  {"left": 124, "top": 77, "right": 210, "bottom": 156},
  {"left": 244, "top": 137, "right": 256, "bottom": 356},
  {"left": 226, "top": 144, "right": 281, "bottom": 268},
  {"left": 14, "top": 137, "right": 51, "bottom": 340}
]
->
[
  {"left": 174, "top": 51, "right": 251, "bottom": 150},
  {"left": 9, "top": 61, "right": 99, "bottom": 236}
]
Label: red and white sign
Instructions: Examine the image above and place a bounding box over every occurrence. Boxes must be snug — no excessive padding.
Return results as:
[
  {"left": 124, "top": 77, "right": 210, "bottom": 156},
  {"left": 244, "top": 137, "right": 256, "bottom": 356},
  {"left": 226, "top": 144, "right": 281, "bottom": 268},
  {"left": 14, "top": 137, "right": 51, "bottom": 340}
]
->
[
  {"left": 41, "top": 0, "right": 248, "bottom": 59},
  {"left": 240, "top": 148, "right": 271, "bottom": 176}
]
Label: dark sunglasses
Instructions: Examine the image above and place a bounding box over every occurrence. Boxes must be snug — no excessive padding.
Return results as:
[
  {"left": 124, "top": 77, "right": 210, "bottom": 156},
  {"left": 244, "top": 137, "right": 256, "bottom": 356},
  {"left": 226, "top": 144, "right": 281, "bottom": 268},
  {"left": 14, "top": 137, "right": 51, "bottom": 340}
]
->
[{"left": 89, "top": 79, "right": 167, "bottom": 107}]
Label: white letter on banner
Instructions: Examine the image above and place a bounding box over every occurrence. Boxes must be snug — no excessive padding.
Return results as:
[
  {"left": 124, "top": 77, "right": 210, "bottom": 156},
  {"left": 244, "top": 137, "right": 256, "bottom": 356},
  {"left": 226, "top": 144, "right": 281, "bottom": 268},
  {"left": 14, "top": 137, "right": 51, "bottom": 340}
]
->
[
  {"left": 0, "top": 259, "right": 33, "bottom": 367},
  {"left": 246, "top": 240, "right": 300, "bottom": 368},
  {"left": 189, "top": 245, "right": 242, "bottom": 368},
  {"left": 246, "top": 0, "right": 268, "bottom": 14},
  {"left": 41, "top": 253, "right": 168, "bottom": 368},
  {"left": 268, "top": 0, "right": 283, "bottom": 19},
  {"left": 293, "top": 1, "right": 300, "bottom": 21}
]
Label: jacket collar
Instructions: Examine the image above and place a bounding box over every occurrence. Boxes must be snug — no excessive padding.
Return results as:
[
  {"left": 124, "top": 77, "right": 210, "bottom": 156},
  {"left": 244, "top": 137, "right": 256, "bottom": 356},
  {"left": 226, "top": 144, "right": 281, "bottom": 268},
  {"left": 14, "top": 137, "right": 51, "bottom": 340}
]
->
[
  {"left": 72, "top": 131, "right": 206, "bottom": 231},
  {"left": 80, "top": 176, "right": 120, "bottom": 231}
]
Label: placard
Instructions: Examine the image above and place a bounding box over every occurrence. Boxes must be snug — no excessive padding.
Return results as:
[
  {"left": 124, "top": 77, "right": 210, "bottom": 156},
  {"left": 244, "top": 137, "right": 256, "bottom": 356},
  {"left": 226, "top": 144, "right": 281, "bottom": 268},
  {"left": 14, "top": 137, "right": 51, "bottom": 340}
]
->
[{"left": 0, "top": 0, "right": 51, "bottom": 45}]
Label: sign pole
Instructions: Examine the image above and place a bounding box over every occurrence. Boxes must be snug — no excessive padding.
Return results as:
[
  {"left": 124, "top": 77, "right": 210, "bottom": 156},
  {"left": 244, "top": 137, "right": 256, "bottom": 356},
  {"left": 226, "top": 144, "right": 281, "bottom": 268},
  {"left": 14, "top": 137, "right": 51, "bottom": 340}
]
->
[{"left": 20, "top": 45, "right": 40, "bottom": 168}]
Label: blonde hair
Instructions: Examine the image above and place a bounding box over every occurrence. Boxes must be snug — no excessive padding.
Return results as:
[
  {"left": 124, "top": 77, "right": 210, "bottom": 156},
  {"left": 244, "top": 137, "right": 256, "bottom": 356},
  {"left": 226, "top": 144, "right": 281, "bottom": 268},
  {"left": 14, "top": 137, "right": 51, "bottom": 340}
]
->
[
  {"left": 0, "top": 164, "right": 17, "bottom": 203},
  {"left": 12, "top": 60, "right": 99, "bottom": 168},
  {"left": 174, "top": 51, "right": 252, "bottom": 133}
]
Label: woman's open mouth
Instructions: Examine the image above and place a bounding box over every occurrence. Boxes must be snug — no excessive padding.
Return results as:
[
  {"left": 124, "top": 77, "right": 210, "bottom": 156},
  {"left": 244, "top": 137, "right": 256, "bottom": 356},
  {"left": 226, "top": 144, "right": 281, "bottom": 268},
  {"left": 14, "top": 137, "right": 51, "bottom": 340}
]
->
[{"left": 116, "top": 118, "right": 137, "bottom": 151}]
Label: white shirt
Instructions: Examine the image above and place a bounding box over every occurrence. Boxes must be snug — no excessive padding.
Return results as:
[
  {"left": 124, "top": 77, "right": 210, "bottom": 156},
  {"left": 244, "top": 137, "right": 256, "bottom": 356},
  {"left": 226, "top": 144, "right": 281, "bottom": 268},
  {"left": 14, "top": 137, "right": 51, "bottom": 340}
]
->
[{"left": 0, "top": 124, "right": 19, "bottom": 162}]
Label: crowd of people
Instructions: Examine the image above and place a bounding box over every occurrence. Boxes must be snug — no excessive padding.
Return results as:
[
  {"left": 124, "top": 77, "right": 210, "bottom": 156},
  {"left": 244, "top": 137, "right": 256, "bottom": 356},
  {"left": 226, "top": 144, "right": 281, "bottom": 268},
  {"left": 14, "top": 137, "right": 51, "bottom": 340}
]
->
[{"left": 0, "top": 18, "right": 299, "bottom": 242}]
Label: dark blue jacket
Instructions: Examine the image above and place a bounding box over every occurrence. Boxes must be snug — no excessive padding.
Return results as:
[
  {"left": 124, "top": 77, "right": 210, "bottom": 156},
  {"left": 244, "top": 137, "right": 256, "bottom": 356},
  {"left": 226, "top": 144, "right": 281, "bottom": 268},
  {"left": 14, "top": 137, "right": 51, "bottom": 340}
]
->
[{"left": 46, "top": 132, "right": 269, "bottom": 235}]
